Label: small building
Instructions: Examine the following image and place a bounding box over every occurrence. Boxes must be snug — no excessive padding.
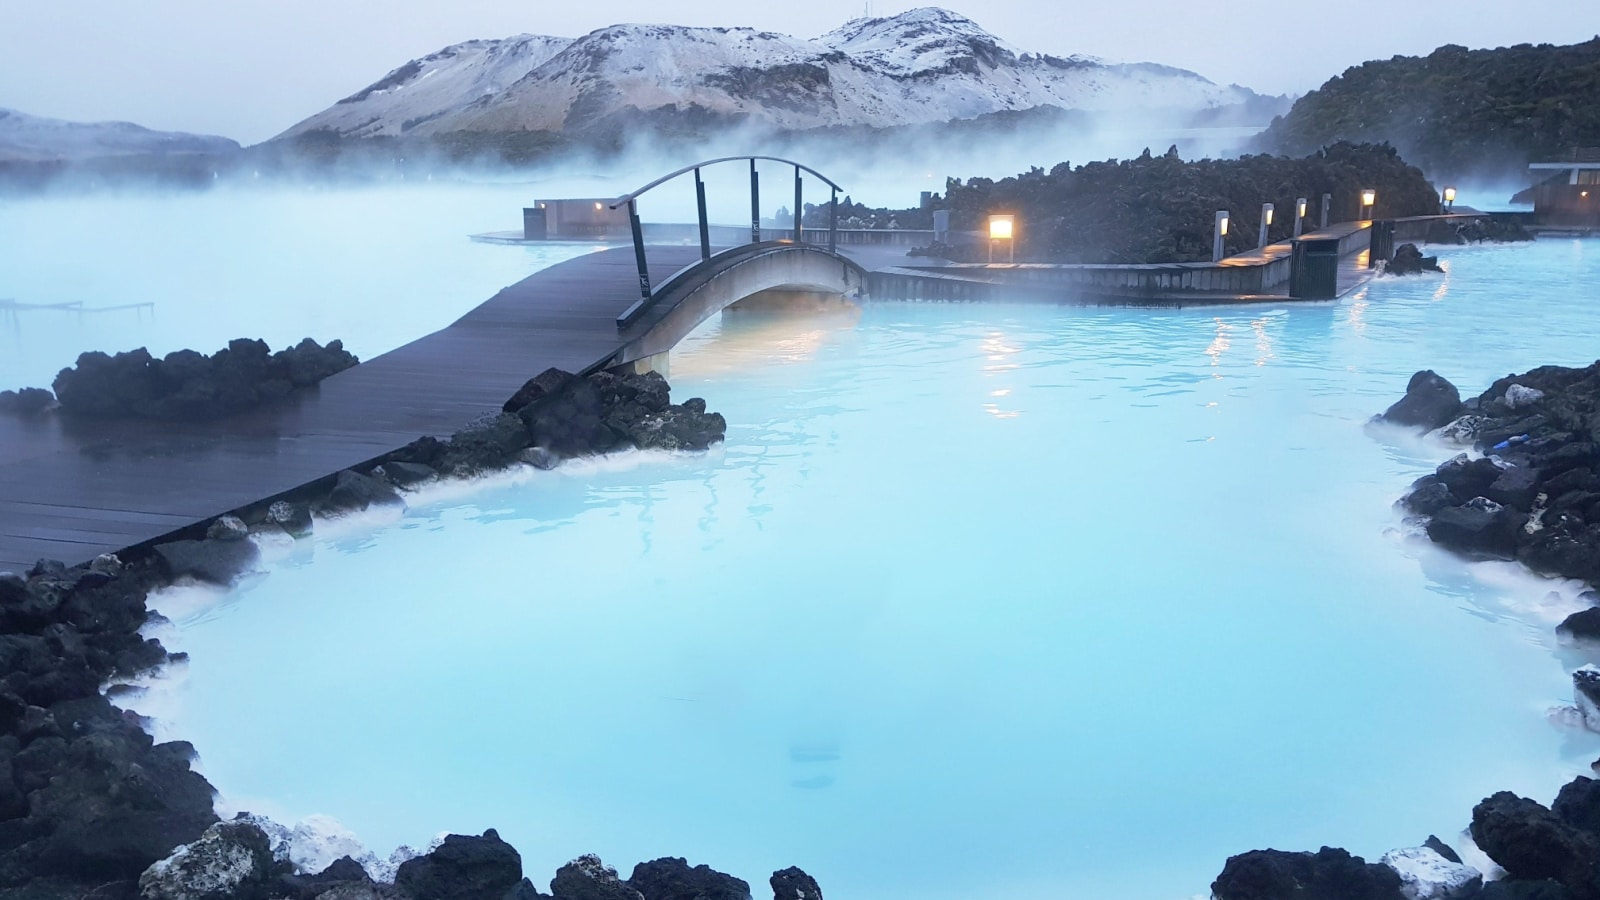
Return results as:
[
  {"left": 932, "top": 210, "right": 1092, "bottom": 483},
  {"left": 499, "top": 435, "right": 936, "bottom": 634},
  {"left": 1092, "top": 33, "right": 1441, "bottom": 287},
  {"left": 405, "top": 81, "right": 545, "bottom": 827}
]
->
[
  {"left": 1522, "top": 149, "right": 1600, "bottom": 227},
  {"left": 523, "top": 199, "right": 631, "bottom": 240}
]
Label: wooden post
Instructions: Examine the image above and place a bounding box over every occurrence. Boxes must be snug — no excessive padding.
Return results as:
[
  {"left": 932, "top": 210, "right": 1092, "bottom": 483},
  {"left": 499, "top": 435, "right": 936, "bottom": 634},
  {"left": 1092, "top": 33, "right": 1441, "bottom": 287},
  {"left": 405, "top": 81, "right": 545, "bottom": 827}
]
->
[
  {"left": 628, "top": 199, "right": 650, "bottom": 301},
  {"left": 695, "top": 168, "right": 710, "bottom": 261}
]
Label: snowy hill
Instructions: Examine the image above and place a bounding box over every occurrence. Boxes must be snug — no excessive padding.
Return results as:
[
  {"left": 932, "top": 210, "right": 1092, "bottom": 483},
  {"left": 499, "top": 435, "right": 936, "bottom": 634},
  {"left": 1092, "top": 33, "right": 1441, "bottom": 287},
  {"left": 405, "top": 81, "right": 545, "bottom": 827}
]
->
[
  {"left": 0, "top": 108, "right": 239, "bottom": 162},
  {"left": 278, "top": 8, "right": 1264, "bottom": 141}
]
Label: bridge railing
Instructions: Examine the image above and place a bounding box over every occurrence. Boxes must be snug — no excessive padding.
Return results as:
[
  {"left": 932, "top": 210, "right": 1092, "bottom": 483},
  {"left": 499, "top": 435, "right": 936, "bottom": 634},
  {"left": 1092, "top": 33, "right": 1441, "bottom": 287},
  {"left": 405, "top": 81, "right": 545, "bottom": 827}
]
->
[{"left": 607, "top": 156, "right": 847, "bottom": 316}]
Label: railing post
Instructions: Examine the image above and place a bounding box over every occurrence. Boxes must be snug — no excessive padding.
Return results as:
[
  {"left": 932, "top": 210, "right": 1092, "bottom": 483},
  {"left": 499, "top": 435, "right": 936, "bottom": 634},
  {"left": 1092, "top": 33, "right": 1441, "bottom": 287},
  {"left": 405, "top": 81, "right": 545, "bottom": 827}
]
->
[
  {"left": 750, "top": 159, "right": 760, "bottom": 244},
  {"left": 694, "top": 168, "right": 710, "bottom": 261},
  {"left": 829, "top": 188, "right": 838, "bottom": 254},
  {"left": 794, "top": 165, "right": 804, "bottom": 244},
  {"left": 628, "top": 199, "right": 651, "bottom": 301}
]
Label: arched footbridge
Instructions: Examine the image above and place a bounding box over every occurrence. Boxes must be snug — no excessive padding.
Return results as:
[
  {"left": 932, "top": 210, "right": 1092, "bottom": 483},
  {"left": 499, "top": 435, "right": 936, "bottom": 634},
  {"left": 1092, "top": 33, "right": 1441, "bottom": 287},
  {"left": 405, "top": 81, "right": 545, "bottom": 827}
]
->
[{"left": 0, "top": 156, "right": 867, "bottom": 572}]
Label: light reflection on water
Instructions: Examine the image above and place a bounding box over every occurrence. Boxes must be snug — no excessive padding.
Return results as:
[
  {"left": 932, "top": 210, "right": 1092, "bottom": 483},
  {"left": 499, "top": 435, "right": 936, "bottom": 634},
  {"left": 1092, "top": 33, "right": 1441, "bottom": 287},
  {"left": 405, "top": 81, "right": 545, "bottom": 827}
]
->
[{"left": 118, "top": 238, "right": 1600, "bottom": 900}]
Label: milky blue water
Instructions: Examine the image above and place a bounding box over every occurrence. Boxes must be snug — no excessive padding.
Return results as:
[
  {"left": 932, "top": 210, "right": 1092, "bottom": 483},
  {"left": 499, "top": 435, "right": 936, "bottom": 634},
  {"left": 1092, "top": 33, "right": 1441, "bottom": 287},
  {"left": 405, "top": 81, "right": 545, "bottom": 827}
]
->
[
  {"left": 120, "top": 239, "right": 1600, "bottom": 900},
  {"left": 0, "top": 185, "right": 610, "bottom": 387},
  {"left": 4, "top": 187, "right": 1597, "bottom": 898}
]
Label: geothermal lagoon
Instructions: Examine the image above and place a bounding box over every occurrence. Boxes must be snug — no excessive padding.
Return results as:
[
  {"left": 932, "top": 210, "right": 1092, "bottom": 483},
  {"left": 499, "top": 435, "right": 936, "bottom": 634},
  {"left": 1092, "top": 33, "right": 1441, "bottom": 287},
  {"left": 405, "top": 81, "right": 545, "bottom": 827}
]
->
[{"left": 3, "top": 189, "right": 1598, "bottom": 899}]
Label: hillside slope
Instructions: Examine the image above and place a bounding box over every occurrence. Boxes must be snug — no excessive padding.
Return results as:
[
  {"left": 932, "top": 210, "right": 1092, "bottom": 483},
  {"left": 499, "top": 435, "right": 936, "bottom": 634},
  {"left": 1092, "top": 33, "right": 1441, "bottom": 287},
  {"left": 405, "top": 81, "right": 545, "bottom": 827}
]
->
[{"left": 1258, "top": 38, "right": 1600, "bottom": 178}]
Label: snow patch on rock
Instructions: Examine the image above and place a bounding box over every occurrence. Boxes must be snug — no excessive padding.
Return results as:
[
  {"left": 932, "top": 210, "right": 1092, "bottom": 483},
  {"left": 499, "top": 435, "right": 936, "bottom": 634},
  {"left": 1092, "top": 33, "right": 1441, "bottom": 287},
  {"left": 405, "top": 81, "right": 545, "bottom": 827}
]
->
[
  {"left": 1380, "top": 846, "right": 1482, "bottom": 899},
  {"left": 234, "top": 812, "right": 436, "bottom": 882}
]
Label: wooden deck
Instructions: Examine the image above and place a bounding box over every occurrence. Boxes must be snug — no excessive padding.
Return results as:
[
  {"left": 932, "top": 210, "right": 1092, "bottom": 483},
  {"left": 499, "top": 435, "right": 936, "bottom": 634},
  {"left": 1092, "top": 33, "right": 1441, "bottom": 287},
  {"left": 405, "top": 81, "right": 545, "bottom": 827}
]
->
[{"left": 0, "top": 245, "right": 704, "bottom": 575}]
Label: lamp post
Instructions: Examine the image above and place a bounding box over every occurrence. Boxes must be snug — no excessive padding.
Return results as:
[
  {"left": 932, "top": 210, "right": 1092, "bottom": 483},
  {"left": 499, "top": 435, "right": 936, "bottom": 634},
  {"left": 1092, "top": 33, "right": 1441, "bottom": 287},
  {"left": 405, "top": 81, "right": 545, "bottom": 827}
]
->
[
  {"left": 1442, "top": 186, "right": 1457, "bottom": 212},
  {"left": 1361, "top": 189, "right": 1377, "bottom": 221},
  {"left": 1213, "top": 210, "right": 1229, "bottom": 263},
  {"left": 988, "top": 214, "right": 1015, "bottom": 263},
  {"left": 1293, "top": 197, "right": 1308, "bottom": 238},
  {"left": 1320, "top": 193, "right": 1331, "bottom": 229},
  {"left": 1258, "top": 203, "right": 1274, "bottom": 248}
]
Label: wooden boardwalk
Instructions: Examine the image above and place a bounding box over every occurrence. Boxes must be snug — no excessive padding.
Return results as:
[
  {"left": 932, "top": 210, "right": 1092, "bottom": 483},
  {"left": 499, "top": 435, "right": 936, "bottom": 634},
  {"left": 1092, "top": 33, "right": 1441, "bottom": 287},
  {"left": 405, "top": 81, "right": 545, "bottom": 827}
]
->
[{"left": 0, "top": 246, "right": 704, "bottom": 575}]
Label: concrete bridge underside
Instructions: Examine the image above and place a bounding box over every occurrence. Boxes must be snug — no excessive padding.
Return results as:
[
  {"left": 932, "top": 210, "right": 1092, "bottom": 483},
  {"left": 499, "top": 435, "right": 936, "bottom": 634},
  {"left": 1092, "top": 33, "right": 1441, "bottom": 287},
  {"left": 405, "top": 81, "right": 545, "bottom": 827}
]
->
[{"left": 609, "top": 243, "right": 868, "bottom": 374}]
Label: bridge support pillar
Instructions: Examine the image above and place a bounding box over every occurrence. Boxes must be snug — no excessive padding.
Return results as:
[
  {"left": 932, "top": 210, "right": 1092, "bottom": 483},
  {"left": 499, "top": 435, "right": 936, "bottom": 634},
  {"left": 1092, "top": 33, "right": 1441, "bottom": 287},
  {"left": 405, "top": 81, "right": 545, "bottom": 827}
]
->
[{"left": 614, "top": 351, "right": 670, "bottom": 378}]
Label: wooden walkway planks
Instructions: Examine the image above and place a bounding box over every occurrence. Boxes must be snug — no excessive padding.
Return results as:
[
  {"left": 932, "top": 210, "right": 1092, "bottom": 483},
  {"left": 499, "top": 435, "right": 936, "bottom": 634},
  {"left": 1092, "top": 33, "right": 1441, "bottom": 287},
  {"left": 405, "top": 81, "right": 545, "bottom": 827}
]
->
[{"left": 0, "top": 246, "right": 704, "bottom": 575}]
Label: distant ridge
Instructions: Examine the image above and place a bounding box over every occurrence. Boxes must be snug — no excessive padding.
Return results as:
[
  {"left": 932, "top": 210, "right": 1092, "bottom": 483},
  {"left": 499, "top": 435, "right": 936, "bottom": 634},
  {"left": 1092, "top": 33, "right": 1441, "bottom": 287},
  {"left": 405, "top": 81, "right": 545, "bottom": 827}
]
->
[
  {"left": 1258, "top": 37, "right": 1600, "bottom": 178},
  {"left": 278, "top": 7, "right": 1271, "bottom": 141},
  {"left": 0, "top": 108, "right": 239, "bottom": 163}
]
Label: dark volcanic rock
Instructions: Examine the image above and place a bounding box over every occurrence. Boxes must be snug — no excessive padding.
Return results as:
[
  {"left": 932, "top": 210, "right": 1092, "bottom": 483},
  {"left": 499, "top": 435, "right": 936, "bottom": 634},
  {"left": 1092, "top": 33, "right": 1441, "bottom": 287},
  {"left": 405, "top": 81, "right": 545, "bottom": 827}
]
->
[
  {"left": 319, "top": 469, "right": 404, "bottom": 515},
  {"left": 1385, "top": 242, "right": 1443, "bottom": 276},
  {"left": 504, "top": 367, "right": 577, "bottom": 413},
  {"left": 50, "top": 337, "right": 355, "bottom": 422},
  {"left": 153, "top": 539, "right": 260, "bottom": 586},
  {"left": 1381, "top": 370, "right": 1464, "bottom": 431},
  {"left": 769, "top": 868, "right": 823, "bottom": 900},
  {"left": 551, "top": 855, "right": 645, "bottom": 900},
  {"left": 137, "top": 819, "right": 278, "bottom": 900},
  {"left": 205, "top": 516, "right": 250, "bottom": 542},
  {"left": 1488, "top": 465, "right": 1544, "bottom": 511},
  {"left": 1434, "top": 454, "right": 1505, "bottom": 501},
  {"left": 517, "top": 446, "right": 560, "bottom": 470},
  {"left": 1423, "top": 835, "right": 1463, "bottom": 864},
  {"left": 372, "top": 461, "right": 437, "bottom": 487},
  {"left": 439, "top": 412, "right": 532, "bottom": 475},
  {"left": 0, "top": 387, "right": 54, "bottom": 416},
  {"left": 1426, "top": 497, "right": 1520, "bottom": 559},
  {"left": 1518, "top": 523, "right": 1600, "bottom": 584},
  {"left": 519, "top": 376, "right": 618, "bottom": 458},
  {"left": 625, "top": 402, "right": 728, "bottom": 452},
  {"left": 1554, "top": 777, "right": 1600, "bottom": 838},
  {"left": 394, "top": 829, "right": 523, "bottom": 900},
  {"left": 266, "top": 501, "right": 313, "bottom": 538},
  {"left": 1478, "top": 882, "right": 1577, "bottom": 900},
  {"left": 628, "top": 857, "right": 751, "bottom": 900},
  {"left": 1403, "top": 479, "right": 1458, "bottom": 516},
  {"left": 1560, "top": 608, "right": 1600, "bottom": 644},
  {"left": 1470, "top": 791, "right": 1600, "bottom": 895},
  {"left": 1211, "top": 847, "right": 1405, "bottom": 900}
]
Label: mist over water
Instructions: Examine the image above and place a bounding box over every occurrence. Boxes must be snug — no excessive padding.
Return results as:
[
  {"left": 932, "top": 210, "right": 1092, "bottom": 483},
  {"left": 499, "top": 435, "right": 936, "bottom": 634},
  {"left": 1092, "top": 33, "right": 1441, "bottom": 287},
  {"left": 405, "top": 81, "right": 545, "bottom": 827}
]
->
[
  {"left": 126, "top": 235, "right": 1600, "bottom": 900},
  {"left": 0, "top": 183, "right": 612, "bottom": 388}
]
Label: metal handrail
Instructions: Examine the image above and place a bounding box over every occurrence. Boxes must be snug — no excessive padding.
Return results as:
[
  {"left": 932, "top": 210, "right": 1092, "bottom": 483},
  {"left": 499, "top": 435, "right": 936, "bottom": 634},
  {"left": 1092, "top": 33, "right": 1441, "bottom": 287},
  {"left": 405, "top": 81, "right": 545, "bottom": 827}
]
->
[
  {"left": 604, "top": 156, "right": 846, "bottom": 315},
  {"left": 609, "top": 156, "right": 844, "bottom": 209}
]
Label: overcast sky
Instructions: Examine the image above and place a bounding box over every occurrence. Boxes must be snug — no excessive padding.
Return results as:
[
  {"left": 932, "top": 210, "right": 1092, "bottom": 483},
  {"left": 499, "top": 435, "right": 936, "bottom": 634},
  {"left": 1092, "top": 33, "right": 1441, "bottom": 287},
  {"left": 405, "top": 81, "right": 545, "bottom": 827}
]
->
[{"left": 0, "top": 0, "right": 1592, "bottom": 144}]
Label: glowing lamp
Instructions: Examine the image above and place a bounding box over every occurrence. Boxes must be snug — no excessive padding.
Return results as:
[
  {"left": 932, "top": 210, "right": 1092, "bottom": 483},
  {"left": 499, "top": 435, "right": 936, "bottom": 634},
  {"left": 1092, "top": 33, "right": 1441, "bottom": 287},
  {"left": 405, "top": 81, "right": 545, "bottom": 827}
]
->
[
  {"left": 1219, "top": 216, "right": 1229, "bottom": 236},
  {"left": 1361, "top": 189, "right": 1377, "bottom": 207},
  {"left": 1264, "top": 208, "right": 1274, "bottom": 226},
  {"left": 989, "top": 215, "right": 1015, "bottom": 240},
  {"left": 1297, "top": 198, "right": 1308, "bottom": 217},
  {"left": 1443, "top": 187, "right": 1457, "bottom": 203},
  {"left": 594, "top": 201, "right": 604, "bottom": 211}
]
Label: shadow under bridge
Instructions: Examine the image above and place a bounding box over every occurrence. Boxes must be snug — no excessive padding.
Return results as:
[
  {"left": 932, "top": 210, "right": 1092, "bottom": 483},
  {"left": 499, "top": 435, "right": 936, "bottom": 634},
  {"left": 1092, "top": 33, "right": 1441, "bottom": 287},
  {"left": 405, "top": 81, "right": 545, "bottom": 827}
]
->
[{"left": 601, "top": 156, "right": 869, "bottom": 373}]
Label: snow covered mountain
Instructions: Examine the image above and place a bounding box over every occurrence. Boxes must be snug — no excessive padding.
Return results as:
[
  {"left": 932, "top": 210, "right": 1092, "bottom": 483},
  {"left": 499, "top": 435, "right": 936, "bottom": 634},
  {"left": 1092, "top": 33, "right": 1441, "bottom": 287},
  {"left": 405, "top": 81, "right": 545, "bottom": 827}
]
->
[
  {"left": 278, "top": 8, "right": 1263, "bottom": 141},
  {"left": 0, "top": 108, "right": 239, "bottom": 162}
]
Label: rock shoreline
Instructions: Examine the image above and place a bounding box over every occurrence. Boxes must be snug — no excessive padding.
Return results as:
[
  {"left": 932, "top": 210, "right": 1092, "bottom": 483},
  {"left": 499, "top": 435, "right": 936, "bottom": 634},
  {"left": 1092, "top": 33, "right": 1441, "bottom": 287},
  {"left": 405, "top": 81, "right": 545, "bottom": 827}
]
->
[
  {"left": 0, "top": 365, "right": 748, "bottom": 899},
  {"left": 1208, "top": 361, "right": 1600, "bottom": 900}
]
